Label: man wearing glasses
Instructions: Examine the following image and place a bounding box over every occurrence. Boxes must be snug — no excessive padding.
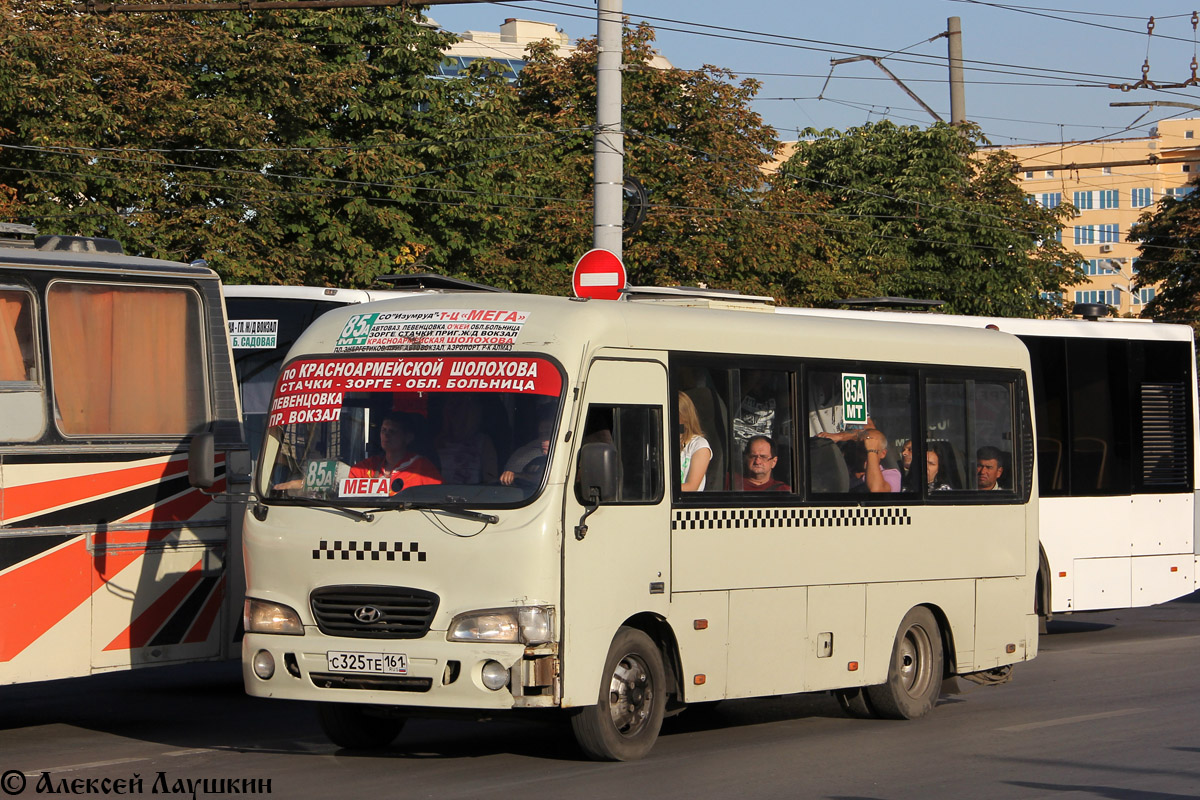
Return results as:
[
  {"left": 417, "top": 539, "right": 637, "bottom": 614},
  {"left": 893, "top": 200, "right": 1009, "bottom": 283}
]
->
[{"left": 741, "top": 435, "right": 791, "bottom": 492}]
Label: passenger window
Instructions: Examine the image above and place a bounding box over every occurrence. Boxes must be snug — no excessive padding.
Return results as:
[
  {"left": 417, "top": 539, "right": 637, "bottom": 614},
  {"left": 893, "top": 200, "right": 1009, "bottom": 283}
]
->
[
  {"left": 673, "top": 363, "right": 794, "bottom": 494},
  {"left": 806, "top": 368, "right": 916, "bottom": 497},
  {"left": 0, "top": 289, "right": 36, "bottom": 383},
  {"left": 925, "top": 378, "right": 1016, "bottom": 495},
  {"left": 577, "top": 405, "right": 662, "bottom": 504},
  {"left": 47, "top": 282, "right": 208, "bottom": 436},
  {"left": 0, "top": 287, "right": 46, "bottom": 443}
]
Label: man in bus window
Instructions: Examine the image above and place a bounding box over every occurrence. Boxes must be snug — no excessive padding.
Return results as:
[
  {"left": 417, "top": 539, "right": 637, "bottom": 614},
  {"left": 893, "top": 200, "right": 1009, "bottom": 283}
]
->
[
  {"left": 349, "top": 411, "right": 442, "bottom": 492},
  {"left": 976, "top": 446, "right": 1005, "bottom": 491},
  {"left": 843, "top": 428, "right": 901, "bottom": 493},
  {"left": 740, "top": 436, "right": 791, "bottom": 492}
]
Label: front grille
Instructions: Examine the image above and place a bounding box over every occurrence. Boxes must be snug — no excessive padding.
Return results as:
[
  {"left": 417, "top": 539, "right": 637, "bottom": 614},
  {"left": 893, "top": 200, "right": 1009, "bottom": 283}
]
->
[
  {"left": 309, "top": 673, "right": 433, "bottom": 692},
  {"left": 310, "top": 585, "right": 439, "bottom": 639}
]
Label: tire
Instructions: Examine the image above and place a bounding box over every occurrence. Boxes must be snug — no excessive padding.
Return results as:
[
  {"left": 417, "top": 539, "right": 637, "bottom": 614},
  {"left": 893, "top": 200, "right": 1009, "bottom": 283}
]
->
[
  {"left": 570, "top": 627, "right": 667, "bottom": 761},
  {"left": 316, "top": 703, "right": 405, "bottom": 750},
  {"left": 833, "top": 687, "right": 879, "bottom": 719},
  {"left": 865, "top": 606, "right": 943, "bottom": 720}
]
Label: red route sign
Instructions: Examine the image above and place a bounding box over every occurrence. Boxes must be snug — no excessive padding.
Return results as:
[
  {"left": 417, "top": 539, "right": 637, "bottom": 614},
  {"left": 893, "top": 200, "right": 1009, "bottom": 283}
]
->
[{"left": 572, "top": 248, "right": 627, "bottom": 301}]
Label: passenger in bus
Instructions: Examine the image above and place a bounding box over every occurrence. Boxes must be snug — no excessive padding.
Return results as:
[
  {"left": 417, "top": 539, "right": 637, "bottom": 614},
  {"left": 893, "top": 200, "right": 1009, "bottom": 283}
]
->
[
  {"left": 740, "top": 435, "right": 790, "bottom": 492},
  {"left": 976, "top": 446, "right": 1006, "bottom": 491},
  {"left": 349, "top": 411, "right": 442, "bottom": 491},
  {"left": 899, "top": 439, "right": 914, "bottom": 481},
  {"left": 678, "top": 391, "right": 712, "bottom": 492},
  {"left": 500, "top": 410, "right": 554, "bottom": 486},
  {"left": 925, "top": 444, "right": 952, "bottom": 492},
  {"left": 733, "top": 370, "right": 786, "bottom": 452},
  {"left": 435, "top": 394, "right": 499, "bottom": 485},
  {"left": 843, "top": 428, "right": 901, "bottom": 493}
]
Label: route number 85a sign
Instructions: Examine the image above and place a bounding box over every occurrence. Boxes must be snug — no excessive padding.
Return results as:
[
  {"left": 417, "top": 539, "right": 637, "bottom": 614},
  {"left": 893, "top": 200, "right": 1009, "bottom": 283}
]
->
[{"left": 842, "top": 373, "right": 868, "bottom": 426}]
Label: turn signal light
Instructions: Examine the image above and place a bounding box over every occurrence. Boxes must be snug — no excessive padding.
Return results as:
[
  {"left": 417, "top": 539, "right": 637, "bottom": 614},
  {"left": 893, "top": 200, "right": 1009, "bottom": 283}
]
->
[
  {"left": 693, "top": 674, "right": 706, "bottom": 685},
  {"left": 847, "top": 661, "right": 859, "bottom": 671}
]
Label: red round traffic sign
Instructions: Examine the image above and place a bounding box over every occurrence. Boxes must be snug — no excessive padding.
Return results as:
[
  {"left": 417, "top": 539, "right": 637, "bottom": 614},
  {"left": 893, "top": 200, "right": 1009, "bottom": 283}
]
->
[{"left": 572, "top": 248, "right": 627, "bottom": 301}]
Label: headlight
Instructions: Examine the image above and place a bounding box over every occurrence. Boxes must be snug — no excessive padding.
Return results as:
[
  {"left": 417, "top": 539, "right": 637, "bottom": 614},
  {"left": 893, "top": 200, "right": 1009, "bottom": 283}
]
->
[
  {"left": 244, "top": 597, "right": 304, "bottom": 635},
  {"left": 447, "top": 606, "right": 555, "bottom": 645}
]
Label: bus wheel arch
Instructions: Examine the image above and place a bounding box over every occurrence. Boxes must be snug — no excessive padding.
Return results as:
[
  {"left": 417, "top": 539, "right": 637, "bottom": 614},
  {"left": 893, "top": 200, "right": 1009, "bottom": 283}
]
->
[
  {"left": 569, "top": 623, "right": 668, "bottom": 761},
  {"left": 864, "top": 605, "right": 944, "bottom": 720}
]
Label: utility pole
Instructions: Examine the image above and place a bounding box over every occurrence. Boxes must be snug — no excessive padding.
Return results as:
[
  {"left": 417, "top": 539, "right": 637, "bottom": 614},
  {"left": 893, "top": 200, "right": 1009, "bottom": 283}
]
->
[
  {"left": 947, "top": 16, "right": 965, "bottom": 124},
  {"left": 594, "top": 0, "right": 623, "bottom": 258}
]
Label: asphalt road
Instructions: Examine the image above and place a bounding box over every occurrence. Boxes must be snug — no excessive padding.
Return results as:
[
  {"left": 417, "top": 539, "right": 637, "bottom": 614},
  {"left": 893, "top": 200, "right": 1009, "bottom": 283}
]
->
[{"left": 3, "top": 593, "right": 1199, "bottom": 800}]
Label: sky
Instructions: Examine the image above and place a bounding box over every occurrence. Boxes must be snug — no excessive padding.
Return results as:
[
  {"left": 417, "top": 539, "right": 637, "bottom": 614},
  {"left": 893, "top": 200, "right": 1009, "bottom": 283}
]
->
[{"left": 425, "top": 0, "right": 1200, "bottom": 147}]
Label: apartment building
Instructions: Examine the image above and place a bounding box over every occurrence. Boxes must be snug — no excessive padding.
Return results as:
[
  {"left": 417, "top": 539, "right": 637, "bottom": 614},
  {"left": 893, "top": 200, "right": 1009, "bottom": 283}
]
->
[
  {"left": 438, "top": 18, "right": 673, "bottom": 82},
  {"left": 995, "top": 118, "right": 1200, "bottom": 316}
]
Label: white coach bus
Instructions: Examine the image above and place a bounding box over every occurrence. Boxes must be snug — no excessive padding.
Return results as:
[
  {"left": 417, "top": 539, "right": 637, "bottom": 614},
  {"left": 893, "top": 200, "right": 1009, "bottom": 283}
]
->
[
  {"left": 782, "top": 302, "right": 1198, "bottom": 618},
  {"left": 192, "top": 288, "right": 1039, "bottom": 760}
]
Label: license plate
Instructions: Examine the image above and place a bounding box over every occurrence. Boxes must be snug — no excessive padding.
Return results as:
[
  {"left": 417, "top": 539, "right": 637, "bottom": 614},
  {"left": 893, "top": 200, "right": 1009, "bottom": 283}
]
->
[{"left": 326, "top": 650, "right": 408, "bottom": 675}]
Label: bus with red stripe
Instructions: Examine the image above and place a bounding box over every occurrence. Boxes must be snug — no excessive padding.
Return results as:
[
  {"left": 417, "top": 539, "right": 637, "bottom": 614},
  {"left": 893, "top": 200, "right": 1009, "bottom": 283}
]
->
[{"left": 0, "top": 229, "right": 248, "bottom": 685}]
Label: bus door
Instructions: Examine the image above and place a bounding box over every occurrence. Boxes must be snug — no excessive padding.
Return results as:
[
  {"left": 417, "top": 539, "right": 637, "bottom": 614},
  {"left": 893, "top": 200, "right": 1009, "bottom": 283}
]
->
[{"left": 562, "top": 356, "right": 669, "bottom": 705}]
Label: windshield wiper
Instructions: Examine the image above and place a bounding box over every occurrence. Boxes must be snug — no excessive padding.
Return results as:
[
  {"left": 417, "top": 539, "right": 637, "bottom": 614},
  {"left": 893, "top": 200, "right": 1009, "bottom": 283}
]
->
[
  {"left": 282, "top": 496, "right": 374, "bottom": 522},
  {"left": 393, "top": 502, "right": 499, "bottom": 525}
]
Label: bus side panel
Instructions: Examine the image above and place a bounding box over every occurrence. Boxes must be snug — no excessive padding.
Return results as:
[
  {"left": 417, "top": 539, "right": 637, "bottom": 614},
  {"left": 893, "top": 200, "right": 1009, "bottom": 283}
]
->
[
  {"left": 975, "top": 577, "right": 1037, "bottom": 666},
  {"left": 803, "top": 583, "right": 865, "bottom": 692},
  {"left": 0, "top": 452, "right": 232, "bottom": 684},
  {"left": 669, "top": 590, "right": 729, "bottom": 703},
  {"left": 863, "top": 579, "right": 977, "bottom": 684},
  {"left": 727, "top": 586, "right": 807, "bottom": 698}
]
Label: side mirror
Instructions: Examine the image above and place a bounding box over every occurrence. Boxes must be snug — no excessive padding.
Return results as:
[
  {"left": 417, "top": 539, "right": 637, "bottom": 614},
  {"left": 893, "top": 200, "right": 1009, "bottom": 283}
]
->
[
  {"left": 189, "top": 432, "right": 216, "bottom": 490},
  {"left": 578, "top": 442, "right": 618, "bottom": 504}
]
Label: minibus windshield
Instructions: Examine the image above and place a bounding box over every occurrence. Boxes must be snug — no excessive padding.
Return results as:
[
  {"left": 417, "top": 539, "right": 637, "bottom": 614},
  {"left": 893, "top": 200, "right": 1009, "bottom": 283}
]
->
[{"left": 260, "top": 354, "right": 564, "bottom": 507}]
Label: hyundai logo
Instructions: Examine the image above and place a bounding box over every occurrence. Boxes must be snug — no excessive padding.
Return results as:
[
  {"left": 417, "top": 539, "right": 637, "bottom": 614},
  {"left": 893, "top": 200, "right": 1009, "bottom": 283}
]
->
[{"left": 353, "top": 606, "right": 383, "bottom": 624}]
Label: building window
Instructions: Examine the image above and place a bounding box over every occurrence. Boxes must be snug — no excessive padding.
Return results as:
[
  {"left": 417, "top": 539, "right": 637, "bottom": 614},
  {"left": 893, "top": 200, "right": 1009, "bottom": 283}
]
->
[
  {"left": 1184, "top": 165, "right": 1192, "bottom": 173},
  {"left": 1137, "top": 287, "right": 1157, "bottom": 304},
  {"left": 1074, "top": 290, "right": 1117, "bottom": 305},
  {"left": 1131, "top": 187, "right": 1153, "bottom": 208},
  {"left": 1046, "top": 170, "right": 1055, "bottom": 178},
  {"left": 1099, "top": 224, "right": 1120, "bottom": 243},
  {"left": 1187, "top": 131, "right": 1195, "bottom": 139},
  {"left": 1099, "top": 190, "right": 1119, "bottom": 209},
  {"left": 1073, "top": 191, "right": 1095, "bottom": 210},
  {"left": 1025, "top": 171, "right": 1034, "bottom": 179},
  {"left": 1039, "top": 192, "right": 1061, "bottom": 209},
  {"left": 1102, "top": 167, "right": 1113, "bottom": 175},
  {"left": 1040, "top": 291, "right": 1064, "bottom": 307},
  {"left": 1074, "top": 225, "right": 1095, "bottom": 245},
  {"left": 1166, "top": 186, "right": 1195, "bottom": 200},
  {"left": 1082, "top": 259, "right": 1117, "bottom": 276}
]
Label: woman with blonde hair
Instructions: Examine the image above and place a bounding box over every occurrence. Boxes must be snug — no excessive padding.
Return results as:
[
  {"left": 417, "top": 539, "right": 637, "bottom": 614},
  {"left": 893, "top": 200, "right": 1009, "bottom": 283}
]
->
[{"left": 678, "top": 391, "right": 712, "bottom": 492}]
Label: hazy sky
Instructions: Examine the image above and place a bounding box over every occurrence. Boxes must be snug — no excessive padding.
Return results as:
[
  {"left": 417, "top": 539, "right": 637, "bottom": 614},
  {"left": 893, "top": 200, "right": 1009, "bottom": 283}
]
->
[{"left": 426, "top": 1, "right": 1200, "bottom": 146}]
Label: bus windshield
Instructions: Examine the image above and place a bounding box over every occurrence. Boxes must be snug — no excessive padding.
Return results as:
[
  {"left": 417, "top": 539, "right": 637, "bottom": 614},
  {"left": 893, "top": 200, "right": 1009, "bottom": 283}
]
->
[{"left": 260, "top": 354, "right": 564, "bottom": 507}]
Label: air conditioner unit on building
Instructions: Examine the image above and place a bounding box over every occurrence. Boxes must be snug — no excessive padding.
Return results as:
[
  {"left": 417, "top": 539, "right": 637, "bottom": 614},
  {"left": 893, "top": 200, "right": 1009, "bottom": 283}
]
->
[{"left": 1099, "top": 244, "right": 1113, "bottom": 253}]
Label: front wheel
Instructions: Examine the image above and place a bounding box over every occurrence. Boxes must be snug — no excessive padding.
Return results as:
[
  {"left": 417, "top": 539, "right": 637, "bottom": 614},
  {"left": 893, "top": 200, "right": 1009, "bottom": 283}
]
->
[
  {"left": 865, "top": 606, "right": 943, "bottom": 720},
  {"left": 317, "top": 703, "right": 405, "bottom": 750},
  {"left": 570, "top": 626, "right": 667, "bottom": 761}
]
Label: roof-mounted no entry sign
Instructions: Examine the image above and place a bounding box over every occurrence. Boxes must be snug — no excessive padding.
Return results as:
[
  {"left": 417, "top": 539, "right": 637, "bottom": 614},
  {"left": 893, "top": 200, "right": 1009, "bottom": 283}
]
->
[{"left": 572, "top": 248, "right": 627, "bottom": 301}]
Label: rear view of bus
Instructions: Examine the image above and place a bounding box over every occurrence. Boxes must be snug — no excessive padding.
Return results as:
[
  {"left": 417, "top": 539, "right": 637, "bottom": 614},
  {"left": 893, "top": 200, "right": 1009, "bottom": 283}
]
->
[
  {"left": 0, "top": 232, "right": 247, "bottom": 686},
  {"left": 239, "top": 291, "right": 1038, "bottom": 760}
]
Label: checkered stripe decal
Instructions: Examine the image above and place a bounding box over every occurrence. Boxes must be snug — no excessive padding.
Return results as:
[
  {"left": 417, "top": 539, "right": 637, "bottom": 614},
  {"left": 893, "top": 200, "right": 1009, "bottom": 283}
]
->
[
  {"left": 672, "top": 507, "right": 911, "bottom": 530},
  {"left": 313, "top": 540, "right": 427, "bottom": 562}
]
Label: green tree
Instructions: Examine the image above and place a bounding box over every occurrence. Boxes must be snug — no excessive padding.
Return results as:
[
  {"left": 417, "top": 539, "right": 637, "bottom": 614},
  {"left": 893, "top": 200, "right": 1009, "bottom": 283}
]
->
[
  {"left": 469, "top": 23, "right": 855, "bottom": 304},
  {"left": 778, "top": 121, "right": 1081, "bottom": 316},
  {"left": 0, "top": 2, "right": 525, "bottom": 286},
  {"left": 1126, "top": 189, "right": 1200, "bottom": 322}
]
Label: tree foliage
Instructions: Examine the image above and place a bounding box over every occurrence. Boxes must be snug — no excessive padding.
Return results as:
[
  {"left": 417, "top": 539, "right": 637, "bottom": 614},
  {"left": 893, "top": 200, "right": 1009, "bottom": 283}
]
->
[
  {"left": 778, "top": 121, "right": 1081, "bottom": 316},
  {"left": 1126, "top": 189, "right": 1200, "bottom": 322}
]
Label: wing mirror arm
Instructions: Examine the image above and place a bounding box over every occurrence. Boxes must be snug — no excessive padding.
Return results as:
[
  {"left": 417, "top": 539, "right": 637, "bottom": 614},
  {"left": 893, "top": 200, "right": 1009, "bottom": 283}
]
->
[{"left": 574, "top": 442, "right": 618, "bottom": 541}]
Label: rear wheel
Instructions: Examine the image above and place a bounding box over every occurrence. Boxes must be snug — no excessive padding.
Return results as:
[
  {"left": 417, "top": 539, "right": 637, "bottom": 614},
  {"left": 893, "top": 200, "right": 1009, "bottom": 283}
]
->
[
  {"left": 865, "top": 606, "right": 943, "bottom": 720},
  {"left": 317, "top": 703, "right": 405, "bottom": 750},
  {"left": 570, "top": 627, "right": 666, "bottom": 761}
]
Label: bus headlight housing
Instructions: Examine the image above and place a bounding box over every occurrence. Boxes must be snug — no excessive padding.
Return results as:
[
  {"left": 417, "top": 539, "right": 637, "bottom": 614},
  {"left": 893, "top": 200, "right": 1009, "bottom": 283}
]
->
[
  {"left": 447, "top": 606, "right": 555, "bottom": 645},
  {"left": 244, "top": 598, "right": 304, "bottom": 635}
]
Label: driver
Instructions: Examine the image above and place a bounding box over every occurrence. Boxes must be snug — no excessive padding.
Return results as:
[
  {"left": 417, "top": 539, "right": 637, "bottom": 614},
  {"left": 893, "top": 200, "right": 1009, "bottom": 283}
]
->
[
  {"left": 349, "top": 411, "right": 441, "bottom": 492},
  {"left": 500, "top": 412, "right": 554, "bottom": 486}
]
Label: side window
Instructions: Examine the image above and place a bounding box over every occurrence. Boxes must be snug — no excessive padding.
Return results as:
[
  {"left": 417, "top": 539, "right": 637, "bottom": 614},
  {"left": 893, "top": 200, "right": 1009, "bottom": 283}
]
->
[
  {"left": 674, "top": 363, "right": 794, "bottom": 494},
  {"left": 925, "top": 377, "right": 1016, "bottom": 495},
  {"left": 807, "top": 368, "right": 916, "bottom": 497},
  {"left": 0, "top": 288, "right": 36, "bottom": 382},
  {"left": 577, "top": 405, "right": 662, "bottom": 504},
  {"left": 47, "top": 282, "right": 208, "bottom": 436},
  {"left": 0, "top": 287, "right": 46, "bottom": 443}
]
